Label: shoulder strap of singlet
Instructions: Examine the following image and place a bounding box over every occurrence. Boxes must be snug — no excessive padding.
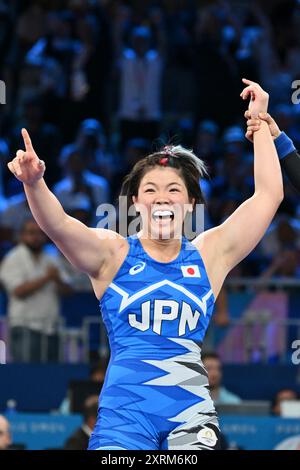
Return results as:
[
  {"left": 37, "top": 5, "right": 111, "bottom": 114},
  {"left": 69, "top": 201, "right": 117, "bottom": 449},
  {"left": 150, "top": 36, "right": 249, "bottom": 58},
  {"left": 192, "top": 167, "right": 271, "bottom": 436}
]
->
[{"left": 126, "top": 234, "right": 145, "bottom": 260}]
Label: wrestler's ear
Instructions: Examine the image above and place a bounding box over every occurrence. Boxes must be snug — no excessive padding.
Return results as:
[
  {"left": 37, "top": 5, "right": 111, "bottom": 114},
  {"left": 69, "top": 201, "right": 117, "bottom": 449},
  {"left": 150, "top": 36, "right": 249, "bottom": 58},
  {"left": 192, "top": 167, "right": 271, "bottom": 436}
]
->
[
  {"left": 132, "top": 195, "right": 141, "bottom": 213},
  {"left": 187, "top": 197, "right": 195, "bottom": 213}
]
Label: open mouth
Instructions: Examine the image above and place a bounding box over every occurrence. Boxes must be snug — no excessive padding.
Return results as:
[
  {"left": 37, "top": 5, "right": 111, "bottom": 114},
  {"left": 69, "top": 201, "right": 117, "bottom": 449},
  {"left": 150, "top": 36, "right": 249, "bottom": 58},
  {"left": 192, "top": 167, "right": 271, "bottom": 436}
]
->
[{"left": 152, "top": 209, "right": 175, "bottom": 222}]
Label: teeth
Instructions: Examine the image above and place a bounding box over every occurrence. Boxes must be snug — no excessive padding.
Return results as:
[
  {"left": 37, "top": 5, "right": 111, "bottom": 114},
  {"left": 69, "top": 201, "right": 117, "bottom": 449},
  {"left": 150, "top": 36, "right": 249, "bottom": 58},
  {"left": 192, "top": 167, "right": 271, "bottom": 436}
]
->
[
  {"left": 152, "top": 209, "right": 174, "bottom": 222},
  {"left": 153, "top": 210, "right": 173, "bottom": 217}
]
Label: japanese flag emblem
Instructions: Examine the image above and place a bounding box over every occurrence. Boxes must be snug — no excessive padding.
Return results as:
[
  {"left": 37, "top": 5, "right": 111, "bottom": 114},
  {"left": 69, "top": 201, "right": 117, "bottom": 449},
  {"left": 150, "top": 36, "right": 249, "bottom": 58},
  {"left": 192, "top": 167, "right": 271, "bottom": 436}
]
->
[{"left": 181, "top": 265, "right": 201, "bottom": 278}]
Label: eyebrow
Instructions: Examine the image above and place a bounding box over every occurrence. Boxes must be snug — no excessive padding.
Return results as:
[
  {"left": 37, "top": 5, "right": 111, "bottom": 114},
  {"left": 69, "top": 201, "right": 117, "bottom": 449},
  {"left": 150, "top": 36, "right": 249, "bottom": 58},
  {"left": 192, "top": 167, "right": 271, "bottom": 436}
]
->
[{"left": 143, "top": 182, "right": 182, "bottom": 187}]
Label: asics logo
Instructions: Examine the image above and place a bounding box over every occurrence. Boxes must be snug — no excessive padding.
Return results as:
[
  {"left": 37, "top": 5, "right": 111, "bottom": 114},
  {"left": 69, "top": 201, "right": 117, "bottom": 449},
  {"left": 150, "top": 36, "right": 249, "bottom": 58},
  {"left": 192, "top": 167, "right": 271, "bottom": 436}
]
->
[{"left": 129, "top": 262, "right": 146, "bottom": 275}]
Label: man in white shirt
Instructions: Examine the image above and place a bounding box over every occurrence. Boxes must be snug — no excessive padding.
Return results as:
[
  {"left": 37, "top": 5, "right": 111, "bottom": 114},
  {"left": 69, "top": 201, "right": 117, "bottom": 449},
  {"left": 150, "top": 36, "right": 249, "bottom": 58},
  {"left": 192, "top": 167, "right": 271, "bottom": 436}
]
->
[
  {"left": 118, "top": 26, "right": 163, "bottom": 146},
  {"left": 0, "top": 218, "right": 71, "bottom": 362}
]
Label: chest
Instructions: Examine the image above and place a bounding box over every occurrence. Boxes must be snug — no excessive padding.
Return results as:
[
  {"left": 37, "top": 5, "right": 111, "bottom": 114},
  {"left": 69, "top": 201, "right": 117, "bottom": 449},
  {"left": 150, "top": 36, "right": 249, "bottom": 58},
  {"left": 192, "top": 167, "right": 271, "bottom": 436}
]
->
[{"left": 102, "top": 256, "right": 214, "bottom": 337}]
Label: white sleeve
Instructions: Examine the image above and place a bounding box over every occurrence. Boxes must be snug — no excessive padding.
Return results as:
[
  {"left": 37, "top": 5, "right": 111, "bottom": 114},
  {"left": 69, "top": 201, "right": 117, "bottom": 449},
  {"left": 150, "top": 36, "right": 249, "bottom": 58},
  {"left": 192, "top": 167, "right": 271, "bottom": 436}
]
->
[{"left": 0, "top": 254, "right": 27, "bottom": 293}]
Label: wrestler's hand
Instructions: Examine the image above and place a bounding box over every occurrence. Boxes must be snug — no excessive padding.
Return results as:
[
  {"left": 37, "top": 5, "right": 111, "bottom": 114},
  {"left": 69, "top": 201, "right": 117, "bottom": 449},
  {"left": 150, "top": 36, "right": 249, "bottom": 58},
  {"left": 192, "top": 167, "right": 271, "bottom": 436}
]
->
[
  {"left": 7, "top": 128, "right": 46, "bottom": 186},
  {"left": 240, "top": 78, "right": 269, "bottom": 119},
  {"left": 244, "top": 110, "right": 281, "bottom": 142}
]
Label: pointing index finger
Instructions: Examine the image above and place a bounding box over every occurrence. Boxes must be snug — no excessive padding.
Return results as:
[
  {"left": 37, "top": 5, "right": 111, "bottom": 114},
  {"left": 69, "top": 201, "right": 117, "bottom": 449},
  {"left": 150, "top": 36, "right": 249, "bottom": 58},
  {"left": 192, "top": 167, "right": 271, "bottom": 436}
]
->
[{"left": 21, "top": 128, "right": 33, "bottom": 152}]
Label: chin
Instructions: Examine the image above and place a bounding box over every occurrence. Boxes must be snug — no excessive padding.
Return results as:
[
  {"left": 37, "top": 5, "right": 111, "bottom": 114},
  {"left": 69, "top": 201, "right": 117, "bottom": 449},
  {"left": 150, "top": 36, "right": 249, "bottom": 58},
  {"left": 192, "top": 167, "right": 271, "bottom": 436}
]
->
[{"left": 149, "top": 221, "right": 182, "bottom": 240}]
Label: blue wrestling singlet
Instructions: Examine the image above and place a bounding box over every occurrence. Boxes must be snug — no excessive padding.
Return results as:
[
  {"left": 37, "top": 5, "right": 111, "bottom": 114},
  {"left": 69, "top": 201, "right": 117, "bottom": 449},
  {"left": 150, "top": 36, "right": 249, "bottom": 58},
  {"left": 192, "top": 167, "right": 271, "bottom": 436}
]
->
[{"left": 88, "top": 234, "right": 220, "bottom": 450}]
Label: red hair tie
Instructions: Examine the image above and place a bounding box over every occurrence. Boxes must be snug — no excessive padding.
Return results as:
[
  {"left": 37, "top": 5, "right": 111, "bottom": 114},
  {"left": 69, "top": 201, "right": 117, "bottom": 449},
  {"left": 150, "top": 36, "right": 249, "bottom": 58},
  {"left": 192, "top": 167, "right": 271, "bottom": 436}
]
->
[{"left": 159, "top": 157, "right": 169, "bottom": 166}]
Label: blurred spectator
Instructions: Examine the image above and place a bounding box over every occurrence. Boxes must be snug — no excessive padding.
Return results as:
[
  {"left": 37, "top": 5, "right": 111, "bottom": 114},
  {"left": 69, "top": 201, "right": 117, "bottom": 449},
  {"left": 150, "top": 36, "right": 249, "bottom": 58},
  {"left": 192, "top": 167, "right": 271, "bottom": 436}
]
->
[
  {"left": 9, "top": 95, "right": 62, "bottom": 189},
  {"left": 111, "top": 137, "right": 151, "bottom": 213},
  {"left": 202, "top": 352, "right": 241, "bottom": 405},
  {"left": 213, "top": 287, "right": 230, "bottom": 327},
  {"left": 271, "top": 389, "right": 299, "bottom": 416},
  {"left": 0, "top": 219, "right": 72, "bottom": 362},
  {"left": 193, "top": 4, "right": 242, "bottom": 128},
  {"left": 60, "top": 363, "right": 107, "bottom": 415},
  {"left": 74, "top": 118, "right": 116, "bottom": 183},
  {"left": 117, "top": 25, "right": 163, "bottom": 146},
  {"left": 195, "top": 120, "right": 220, "bottom": 174},
  {"left": 259, "top": 216, "right": 300, "bottom": 277},
  {"left": 16, "top": 3, "right": 47, "bottom": 53},
  {"left": 272, "top": 104, "right": 300, "bottom": 150},
  {"left": 71, "top": 7, "right": 113, "bottom": 131},
  {"left": 54, "top": 144, "right": 110, "bottom": 226},
  {"left": 56, "top": 196, "right": 94, "bottom": 292},
  {"left": 260, "top": 249, "right": 300, "bottom": 279},
  {"left": 64, "top": 395, "right": 98, "bottom": 450},
  {"left": 0, "top": 194, "right": 32, "bottom": 245},
  {"left": 0, "top": 138, "right": 9, "bottom": 196},
  {"left": 0, "top": 415, "right": 11, "bottom": 450}
]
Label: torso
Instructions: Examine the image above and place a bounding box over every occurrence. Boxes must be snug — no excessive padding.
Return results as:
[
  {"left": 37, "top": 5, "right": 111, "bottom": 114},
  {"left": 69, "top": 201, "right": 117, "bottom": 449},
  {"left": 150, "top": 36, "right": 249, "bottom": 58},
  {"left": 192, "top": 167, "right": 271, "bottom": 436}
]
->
[{"left": 89, "top": 233, "right": 219, "bottom": 447}]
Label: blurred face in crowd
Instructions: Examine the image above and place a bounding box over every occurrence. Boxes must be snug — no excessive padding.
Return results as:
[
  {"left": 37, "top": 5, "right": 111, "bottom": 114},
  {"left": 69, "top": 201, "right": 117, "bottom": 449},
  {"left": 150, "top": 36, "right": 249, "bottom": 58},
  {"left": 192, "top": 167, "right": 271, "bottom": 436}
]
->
[
  {"left": 273, "top": 389, "right": 298, "bottom": 416},
  {"left": 21, "top": 220, "right": 47, "bottom": 253},
  {"left": 90, "top": 368, "right": 105, "bottom": 383},
  {"left": 67, "top": 151, "right": 85, "bottom": 175},
  {"left": 203, "top": 357, "right": 222, "bottom": 390},
  {"left": 277, "top": 250, "right": 298, "bottom": 276},
  {"left": 277, "top": 220, "right": 296, "bottom": 246},
  {"left": 0, "top": 415, "right": 11, "bottom": 450},
  {"left": 131, "top": 32, "right": 151, "bottom": 57},
  {"left": 24, "top": 102, "right": 42, "bottom": 123},
  {"left": 126, "top": 143, "right": 148, "bottom": 167},
  {"left": 196, "top": 129, "right": 217, "bottom": 155},
  {"left": 47, "top": 13, "right": 71, "bottom": 39},
  {"left": 83, "top": 395, "right": 99, "bottom": 431}
]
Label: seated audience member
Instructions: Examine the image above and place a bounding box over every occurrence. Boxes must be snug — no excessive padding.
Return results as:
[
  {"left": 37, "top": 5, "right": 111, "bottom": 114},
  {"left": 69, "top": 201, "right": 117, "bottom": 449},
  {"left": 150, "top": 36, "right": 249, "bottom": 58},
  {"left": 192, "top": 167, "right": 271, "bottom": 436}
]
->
[
  {"left": 202, "top": 352, "right": 242, "bottom": 405},
  {"left": 272, "top": 389, "right": 299, "bottom": 416},
  {"left": 0, "top": 415, "right": 11, "bottom": 450},
  {"left": 64, "top": 395, "right": 98, "bottom": 450},
  {"left": 60, "top": 363, "right": 107, "bottom": 414}
]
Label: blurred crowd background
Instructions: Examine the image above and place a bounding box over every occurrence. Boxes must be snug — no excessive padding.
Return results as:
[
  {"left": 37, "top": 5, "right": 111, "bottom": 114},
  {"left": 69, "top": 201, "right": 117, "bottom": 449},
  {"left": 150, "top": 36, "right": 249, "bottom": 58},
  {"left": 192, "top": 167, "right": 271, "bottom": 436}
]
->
[
  {"left": 1, "top": 0, "right": 300, "bottom": 274},
  {"left": 0, "top": 0, "right": 300, "bottom": 451}
]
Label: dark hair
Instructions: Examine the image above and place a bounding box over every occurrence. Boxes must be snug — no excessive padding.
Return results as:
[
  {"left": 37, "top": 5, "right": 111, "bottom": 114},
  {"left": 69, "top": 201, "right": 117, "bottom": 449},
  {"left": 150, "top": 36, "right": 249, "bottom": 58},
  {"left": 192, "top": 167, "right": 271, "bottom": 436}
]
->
[
  {"left": 118, "top": 144, "right": 208, "bottom": 235},
  {"left": 271, "top": 388, "right": 299, "bottom": 413},
  {"left": 202, "top": 352, "right": 221, "bottom": 362},
  {"left": 83, "top": 396, "right": 99, "bottom": 422},
  {"left": 89, "top": 362, "right": 108, "bottom": 379}
]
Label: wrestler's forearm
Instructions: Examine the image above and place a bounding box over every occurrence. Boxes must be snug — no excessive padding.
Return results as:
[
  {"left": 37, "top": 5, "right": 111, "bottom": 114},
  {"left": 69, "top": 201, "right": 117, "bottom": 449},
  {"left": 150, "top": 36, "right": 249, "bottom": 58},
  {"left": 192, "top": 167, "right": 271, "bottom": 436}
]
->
[{"left": 253, "top": 121, "right": 283, "bottom": 200}]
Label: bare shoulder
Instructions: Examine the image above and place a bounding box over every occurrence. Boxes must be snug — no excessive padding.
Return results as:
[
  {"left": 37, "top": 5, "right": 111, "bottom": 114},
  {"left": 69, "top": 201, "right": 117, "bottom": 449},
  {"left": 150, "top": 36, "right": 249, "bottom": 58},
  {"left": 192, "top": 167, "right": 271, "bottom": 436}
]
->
[
  {"left": 88, "top": 229, "right": 130, "bottom": 300},
  {"left": 192, "top": 226, "right": 221, "bottom": 256},
  {"left": 89, "top": 228, "right": 127, "bottom": 252},
  {"left": 192, "top": 226, "right": 227, "bottom": 299}
]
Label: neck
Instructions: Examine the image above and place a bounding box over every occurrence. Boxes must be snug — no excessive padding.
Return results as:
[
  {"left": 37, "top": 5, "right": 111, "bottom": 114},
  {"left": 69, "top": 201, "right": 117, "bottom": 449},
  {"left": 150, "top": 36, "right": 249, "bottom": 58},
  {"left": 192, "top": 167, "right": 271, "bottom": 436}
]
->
[
  {"left": 138, "top": 232, "right": 182, "bottom": 260},
  {"left": 24, "top": 244, "right": 42, "bottom": 257}
]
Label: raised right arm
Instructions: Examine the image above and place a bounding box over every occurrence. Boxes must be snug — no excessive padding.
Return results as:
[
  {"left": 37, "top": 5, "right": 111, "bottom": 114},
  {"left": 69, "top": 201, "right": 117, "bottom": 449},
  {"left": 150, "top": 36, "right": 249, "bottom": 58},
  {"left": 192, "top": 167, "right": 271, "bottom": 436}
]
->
[{"left": 7, "top": 129, "right": 120, "bottom": 278}]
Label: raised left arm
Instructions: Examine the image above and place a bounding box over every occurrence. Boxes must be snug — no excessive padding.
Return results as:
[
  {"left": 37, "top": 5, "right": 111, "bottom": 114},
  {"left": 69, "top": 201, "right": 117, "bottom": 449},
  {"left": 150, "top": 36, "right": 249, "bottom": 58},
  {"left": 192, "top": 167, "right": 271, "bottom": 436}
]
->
[{"left": 216, "top": 80, "right": 284, "bottom": 273}]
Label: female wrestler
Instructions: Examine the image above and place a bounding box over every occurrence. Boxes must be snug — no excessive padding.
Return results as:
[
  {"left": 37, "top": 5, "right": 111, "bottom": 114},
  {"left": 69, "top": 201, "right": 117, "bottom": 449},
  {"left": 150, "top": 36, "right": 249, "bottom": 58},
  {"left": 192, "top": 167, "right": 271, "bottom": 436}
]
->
[{"left": 7, "top": 79, "right": 283, "bottom": 450}]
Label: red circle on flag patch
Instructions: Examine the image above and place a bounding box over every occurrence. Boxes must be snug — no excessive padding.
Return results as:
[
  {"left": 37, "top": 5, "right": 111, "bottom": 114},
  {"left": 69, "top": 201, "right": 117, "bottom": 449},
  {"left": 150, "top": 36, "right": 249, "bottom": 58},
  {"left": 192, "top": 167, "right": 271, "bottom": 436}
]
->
[{"left": 187, "top": 267, "right": 195, "bottom": 275}]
